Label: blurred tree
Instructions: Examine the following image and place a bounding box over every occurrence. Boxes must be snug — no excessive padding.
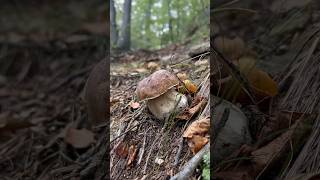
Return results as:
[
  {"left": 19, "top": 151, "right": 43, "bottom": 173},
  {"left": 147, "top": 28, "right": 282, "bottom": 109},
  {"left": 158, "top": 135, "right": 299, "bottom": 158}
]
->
[
  {"left": 113, "top": 0, "right": 209, "bottom": 50},
  {"left": 110, "top": 0, "right": 118, "bottom": 46},
  {"left": 117, "top": 0, "right": 132, "bottom": 50}
]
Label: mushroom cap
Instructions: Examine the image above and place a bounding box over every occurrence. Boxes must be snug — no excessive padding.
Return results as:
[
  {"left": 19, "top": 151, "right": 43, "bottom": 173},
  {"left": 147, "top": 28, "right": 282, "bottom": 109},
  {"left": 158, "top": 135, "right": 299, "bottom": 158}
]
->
[{"left": 136, "top": 69, "right": 179, "bottom": 100}]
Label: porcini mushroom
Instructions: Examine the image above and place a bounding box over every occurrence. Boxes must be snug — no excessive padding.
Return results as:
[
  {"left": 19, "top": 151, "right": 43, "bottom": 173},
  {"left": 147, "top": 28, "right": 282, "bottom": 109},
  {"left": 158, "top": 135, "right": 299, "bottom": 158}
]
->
[{"left": 136, "top": 69, "right": 188, "bottom": 120}]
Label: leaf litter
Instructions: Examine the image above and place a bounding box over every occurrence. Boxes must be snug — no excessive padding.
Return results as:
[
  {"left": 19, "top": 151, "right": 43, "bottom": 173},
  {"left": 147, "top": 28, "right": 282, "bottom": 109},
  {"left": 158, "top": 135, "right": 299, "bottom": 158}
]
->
[
  {"left": 212, "top": 0, "right": 320, "bottom": 179},
  {"left": 110, "top": 38, "right": 210, "bottom": 179}
]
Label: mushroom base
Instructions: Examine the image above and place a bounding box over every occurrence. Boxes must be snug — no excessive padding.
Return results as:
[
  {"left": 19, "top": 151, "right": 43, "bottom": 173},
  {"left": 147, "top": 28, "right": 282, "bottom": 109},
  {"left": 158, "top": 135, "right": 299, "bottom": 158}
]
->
[{"left": 147, "top": 89, "right": 188, "bottom": 120}]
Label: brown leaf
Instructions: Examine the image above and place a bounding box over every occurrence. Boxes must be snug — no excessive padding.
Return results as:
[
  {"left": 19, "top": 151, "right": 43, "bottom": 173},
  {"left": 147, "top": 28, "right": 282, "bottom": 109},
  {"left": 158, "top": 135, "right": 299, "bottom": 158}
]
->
[
  {"left": 64, "top": 128, "right": 95, "bottom": 149},
  {"left": 258, "top": 110, "right": 307, "bottom": 141},
  {"left": 114, "top": 141, "right": 129, "bottom": 159},
  {"left": 252, "top": 121, "right": 299, "bottom": 170},
  {"left": 187, "top": 135, "right": 208, "bottom": 154},
  {"left": 183, "top": 79, "right": 198, "bottom": 94},
  {"left": 177, "top": 72, "right": 188, "bottom": 81},
  {"left": 127, "top": 145, "right": 138, "bottom": 166},
  {"left": 146, "top": 62, "right": 160, "bottom": 71},
  {"left": 183, "top": 117, "right": 210, "bottom": 153},
  {"left": 183, "top": 117, "right": 210, "bottom": 138},
  {"left": 213, "top": 36, "right": 246, "bottom": 61}
]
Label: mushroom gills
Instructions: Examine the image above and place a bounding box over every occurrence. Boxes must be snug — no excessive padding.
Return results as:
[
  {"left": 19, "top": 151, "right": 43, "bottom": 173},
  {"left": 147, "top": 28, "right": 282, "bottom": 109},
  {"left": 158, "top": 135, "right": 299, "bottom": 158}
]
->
[{"left": 147, "top": 88, "right": 188, "bottom": 120}]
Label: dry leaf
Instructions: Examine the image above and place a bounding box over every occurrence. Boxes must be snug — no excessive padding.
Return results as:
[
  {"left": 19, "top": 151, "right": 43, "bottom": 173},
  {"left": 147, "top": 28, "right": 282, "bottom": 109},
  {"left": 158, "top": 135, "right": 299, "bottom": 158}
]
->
[
  {"left": 219, "top": 56, "right": 278, "bottom": 104},
  {"left": 183, "top": 117, "right": 210, "bottom": 150},
  {"left": 64, "top": 128, "right": 95, "bottom": 149},
  {"left": 252, "top": 126, "right": 294, "bottom": 168},
  {"left": 129, "top": 101, "right": 140, "bottom": 109},
  {"left": 183, "top": 79, "right": 198, "bottom": 94},
  {"left": 146, "top": 62, "right": 160, "bottom": 71},
  {"left": 177, "top": 72, "right": 188, "bottom": 81},
  {"left": 239, "top": 56, "right": 278, "bottom": 97},
  {"left": 183, "top": 117, "right": 210, "bottom": 139},
  {"left": 214, "top": 36, "right": 246, "bottom": 61},
  {"left": 258, "top": 110, "right": 308, "bottom": 141},
  {"left": 127, "top": 145, "right": 138, "bottom": 166},
  {"left": 114, "top": 141, "right": 129, "bottom": 159},
  {"left": 187, "top": 135, "right": 209, "bottom": 154}
]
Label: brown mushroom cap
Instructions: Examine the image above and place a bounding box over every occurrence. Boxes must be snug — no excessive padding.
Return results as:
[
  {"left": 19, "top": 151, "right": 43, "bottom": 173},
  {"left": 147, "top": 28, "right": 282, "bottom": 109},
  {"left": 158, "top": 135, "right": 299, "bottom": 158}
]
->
[{"left": 136, "top": 69, "right": 179, "bottom": 100}]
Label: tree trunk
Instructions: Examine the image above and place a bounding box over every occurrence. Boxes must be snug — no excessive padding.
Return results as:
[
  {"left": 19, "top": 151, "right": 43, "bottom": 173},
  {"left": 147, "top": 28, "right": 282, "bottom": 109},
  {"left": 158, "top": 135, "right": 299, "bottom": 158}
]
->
[
  {"left": 110, "top": 0, "right": 118, "bottom": 46},
  {"left": 144, "top": 0, "right": 153, "bottom": 48},
  {"left": 167, "top": 0, "right": 173, "bottom": 43},
  {"left": 117, "top": 0, "right": 132, "bottom": 51}
]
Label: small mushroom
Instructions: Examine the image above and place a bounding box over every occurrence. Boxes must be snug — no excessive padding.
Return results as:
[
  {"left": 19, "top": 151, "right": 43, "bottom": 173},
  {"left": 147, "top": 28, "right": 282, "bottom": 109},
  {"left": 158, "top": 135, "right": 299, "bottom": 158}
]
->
[{"left": 136, "top": 69, "right": 188, "bottom": 120}]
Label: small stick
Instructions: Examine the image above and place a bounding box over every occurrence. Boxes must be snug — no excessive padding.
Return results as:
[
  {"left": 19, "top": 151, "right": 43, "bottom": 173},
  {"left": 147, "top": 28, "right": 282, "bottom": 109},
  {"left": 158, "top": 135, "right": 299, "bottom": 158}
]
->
[
  {"left": 138, "top": 128, "right": 149, "bottom": 165},
  {"left": 174, "top": 138, "right": 184, "bottom": 166},
  {"left": 143, "top": 134, "right": 161, "bottom": 174},
  {"left": 170, "top": 143, "right": 209, "bottom": 180}
]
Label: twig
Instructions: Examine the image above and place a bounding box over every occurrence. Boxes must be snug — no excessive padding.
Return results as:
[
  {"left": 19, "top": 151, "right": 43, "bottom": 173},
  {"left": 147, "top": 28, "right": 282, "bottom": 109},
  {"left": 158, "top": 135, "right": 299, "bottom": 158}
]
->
[
  {"left": 110, "top": 120, "right": 145, "bottom": 144},
  {"left": 170, "top": 52, "right": 210, "bottom": 66},
  {"left": 170, "top": 143, "right": 209, "bottom": 180},
  {"left": 211, "top": 40, "right": 258, "bottom": 105},
  {"left": 143, "top": 134, "right": 161, "bottom": 174},
  {"left": 138, "top": 128, "right": 149, "bottom": 165},
  {"left": 174, "top": 138, "right": 184, "bottom": 167}
]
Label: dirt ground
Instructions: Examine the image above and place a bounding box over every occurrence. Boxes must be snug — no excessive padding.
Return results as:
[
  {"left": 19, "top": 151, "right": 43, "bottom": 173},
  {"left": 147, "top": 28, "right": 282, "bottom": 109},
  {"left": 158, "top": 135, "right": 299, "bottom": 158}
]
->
[{"left": 110, "top": 41, "right": 210, "bottom": 179}]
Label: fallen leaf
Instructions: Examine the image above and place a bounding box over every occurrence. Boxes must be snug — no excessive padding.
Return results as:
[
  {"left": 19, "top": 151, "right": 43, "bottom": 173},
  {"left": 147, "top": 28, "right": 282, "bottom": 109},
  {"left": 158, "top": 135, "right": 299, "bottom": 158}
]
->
[
  {"left": 65, "top": 128, "right": 95, "bottom": 149},
  {"left": 177, "top": 72, "right": 188, "bottom": 81},
  {"left": 114, "top": 141, "right": 129, "bottom": 159},
  {"left": 219, "top": 56, "right": 278, "bottom": 105},
  {"left": 183, "top": 117, "right": 210, "bottom": 138},
  {"left": 129, "top": 101, "right": 140, "bottom": 109},
  {"left": 213, "top": 36, "right": 246, "bottom": 61},
  {"left": 146, "top": 62, "right": 160, "bottom": 71},
  {"left": 183, "top": 117, "right": 210, "bottom": 153},
  {"left": 187, "top": 135, "right": 209, "bottom": 154},
  {"left": 252, "top": 116, "right": 313, "bottom": 175},
  {"left": 127, "top": 145, "right": 138, "bottom": 166},
  {"left": 183, "top": 79, "right": 198, "bottom": 94}
]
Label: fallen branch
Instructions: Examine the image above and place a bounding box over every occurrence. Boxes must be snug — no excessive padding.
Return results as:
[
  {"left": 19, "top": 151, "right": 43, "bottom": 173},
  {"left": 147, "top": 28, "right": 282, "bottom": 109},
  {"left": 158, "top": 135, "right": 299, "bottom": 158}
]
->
[{"left": 170, "top": 143, "right": 209, "bottom": 180}]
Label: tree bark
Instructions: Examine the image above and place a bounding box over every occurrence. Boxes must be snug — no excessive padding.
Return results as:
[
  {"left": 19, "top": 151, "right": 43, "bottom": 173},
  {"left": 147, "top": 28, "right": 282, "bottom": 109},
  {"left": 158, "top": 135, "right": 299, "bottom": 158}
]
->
[
  {"left": 167, "top": 0, "right": 173, "bottom": 43},
  {"left": 110, "top": 0, "right": 118, "bottom": 46},
  {"left": 144, "top": 0, "right": 153, "bottom": 48},
  {"left": 117, "top": 0, "right": 132, "bottom": 51}
]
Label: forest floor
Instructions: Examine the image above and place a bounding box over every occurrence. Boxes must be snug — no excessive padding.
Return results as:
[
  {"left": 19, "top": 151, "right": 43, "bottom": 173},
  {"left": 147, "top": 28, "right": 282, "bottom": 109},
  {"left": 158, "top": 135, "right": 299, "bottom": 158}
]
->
[
  {"left": 211, "top": 0, "right": 320, "bottom": 179},
  {"left": 110, "top": 40, "right": 210, "bottom": 179}
]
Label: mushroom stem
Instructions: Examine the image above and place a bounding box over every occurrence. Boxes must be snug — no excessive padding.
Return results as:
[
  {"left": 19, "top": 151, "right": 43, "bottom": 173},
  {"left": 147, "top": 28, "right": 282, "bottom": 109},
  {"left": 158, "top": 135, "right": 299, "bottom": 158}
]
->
[{"left": 147, "top": 89, "right": 188, "bottom": 120}]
